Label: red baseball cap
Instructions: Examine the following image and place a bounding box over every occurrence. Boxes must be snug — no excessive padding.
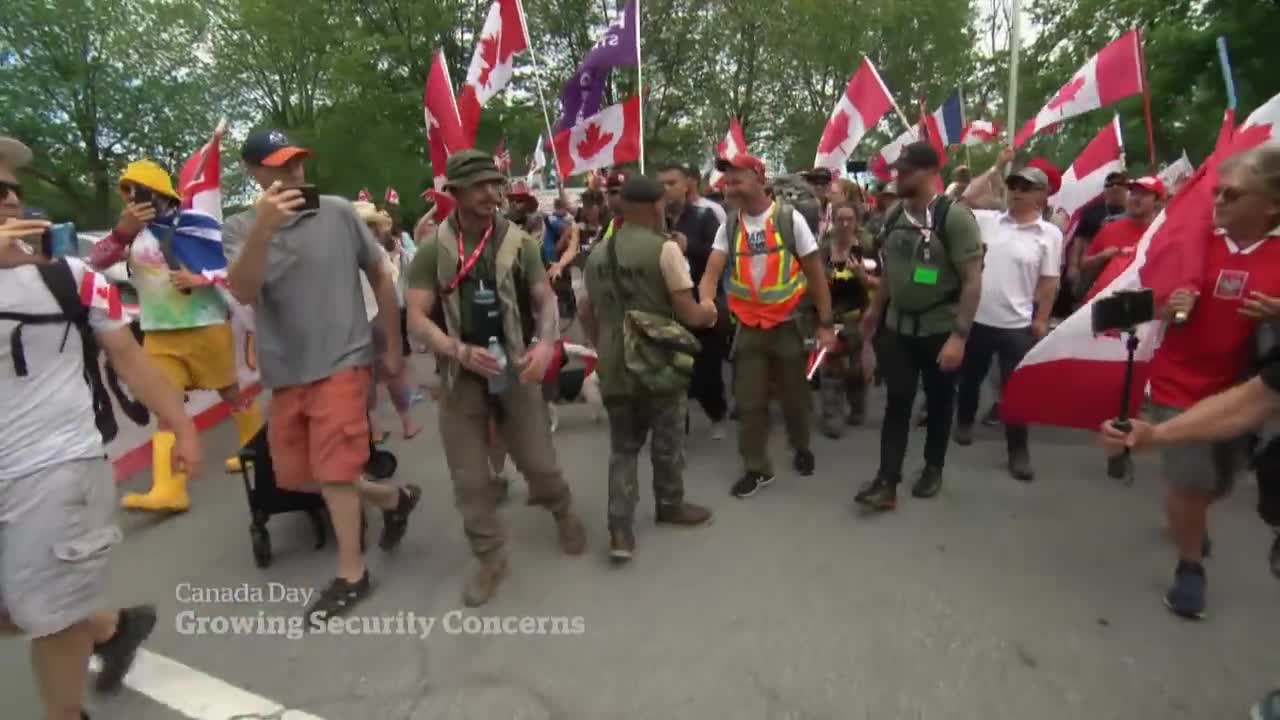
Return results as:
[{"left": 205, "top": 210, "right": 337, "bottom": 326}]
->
[
  {"left": 1129, "top": 176, "right": 1166, "bottom": 198},
  {"left": 715, "top": 154, "right": 767, "bottom": 177}
]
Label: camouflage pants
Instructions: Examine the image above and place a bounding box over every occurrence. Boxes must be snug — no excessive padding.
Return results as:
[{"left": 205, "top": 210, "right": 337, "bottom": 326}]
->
[
  {"left": 606, "top": 395, "right": 687, "bottom": 524},
  {"left": 819, "top": 322, "right": 868, "bottom": 438}
]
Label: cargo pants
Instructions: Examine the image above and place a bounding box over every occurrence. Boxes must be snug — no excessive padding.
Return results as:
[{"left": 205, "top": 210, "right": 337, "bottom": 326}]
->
[
  {"left": 732, "top": 320, "right": 811, "bottom": 476},
  {"left": 819, "top": 314, "right": 867, "bottom": 438},
  {"left": 606, "top": 395, "right": 687, "bottom": 526},
  {"left": 439, "top": 373, "right": 572, "bottom": 557}
]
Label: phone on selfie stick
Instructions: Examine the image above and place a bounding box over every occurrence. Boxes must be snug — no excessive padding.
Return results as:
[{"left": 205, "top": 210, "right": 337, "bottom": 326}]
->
[{"left": 1092, "top": 288, "right": 1156, "bottom": 484}]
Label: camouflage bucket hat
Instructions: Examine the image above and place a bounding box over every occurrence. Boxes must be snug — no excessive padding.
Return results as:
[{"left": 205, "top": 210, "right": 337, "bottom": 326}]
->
[{"left": 445, "top": 149, "right": 506, "bottom": 190}]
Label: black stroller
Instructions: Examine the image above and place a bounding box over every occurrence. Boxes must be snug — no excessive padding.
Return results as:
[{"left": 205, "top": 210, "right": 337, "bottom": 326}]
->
[{"left": 237, "top": 423, "right": 398, "bottom": 568}]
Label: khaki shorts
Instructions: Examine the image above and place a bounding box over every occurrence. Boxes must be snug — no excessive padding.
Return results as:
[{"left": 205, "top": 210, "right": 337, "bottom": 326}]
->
[
  {"left": 143, "top": 322, "right": 237, "bottom": 392},
  {"left": 0, "top": 459, "right": 122, "bottom": 638},
  {"left": 1147, "top": 402, "right": 1249, "bottom": 497},
  {"left": 268, "top": 367, "right": 372, "bottom": 489}
]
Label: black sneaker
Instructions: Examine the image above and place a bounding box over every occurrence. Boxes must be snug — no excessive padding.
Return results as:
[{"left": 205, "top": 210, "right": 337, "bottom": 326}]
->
[
  {"left": 731, "top": 472, "right": 774, "bottom": 498},
  {"left": 953, "top": 423, "right": 974, "bottom": 446},
  {"left": 379, "top": 484, "right": 422, "bottom": 550},
  {"left": 93, "top": 605, "right": 157, "bottom": 694},
  {"left": 793, "top": 449, "right": 815, "bottom": 476},
  {"left": 1164, "top": 561, "right": 1206, "bottom": 620},
  {"left": 911, "top": 465, "right": 944, "bottom": 498},
  {"left": 854, "top": 476, "right": 897, "bottom": 510},
  {"left": 981, "top": 403, "right": 1001, "bottom": 427},
  {"left": 304, "top": 573, "right": 372, "bottom": 627}
]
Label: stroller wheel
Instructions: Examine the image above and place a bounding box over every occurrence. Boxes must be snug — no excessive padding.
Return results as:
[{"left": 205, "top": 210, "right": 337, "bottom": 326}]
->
[{"left": 250, "top": 525, "right": 272, "bottom": 568}]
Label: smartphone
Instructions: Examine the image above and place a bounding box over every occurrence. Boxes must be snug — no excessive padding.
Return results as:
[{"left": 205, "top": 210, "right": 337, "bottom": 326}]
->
[
  {"left": 131, "top": 187, "right": 155, "bottom": 205},
  {"left": 293, "top": 184, "right": 320, "bottom": 211},
  {"left": 40, "top": 222, "right": 77, "bottom": 259}
]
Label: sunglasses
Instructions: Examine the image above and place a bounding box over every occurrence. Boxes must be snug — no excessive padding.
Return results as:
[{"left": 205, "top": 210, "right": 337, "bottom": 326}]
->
[{"left": 0, "top": 180, "right": 22, "bottom": 200}]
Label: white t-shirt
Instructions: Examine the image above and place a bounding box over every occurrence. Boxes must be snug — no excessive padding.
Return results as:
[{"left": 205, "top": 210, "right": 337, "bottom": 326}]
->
[
  {"left": 972, "top": 210, "right": 1064, "bottom": 329},
  {"left": 0, "top": 259, "right": 129, "bottom": 480},
  {"left": 711, "top": 204, "right": 819, "bottom": 290}
]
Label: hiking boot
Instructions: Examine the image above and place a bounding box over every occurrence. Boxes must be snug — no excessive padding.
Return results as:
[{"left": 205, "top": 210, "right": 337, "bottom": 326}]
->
[
  {"left": 609, "top": 524, "right": 635, "bottom": 564},
  {"left": 93, "top": 604, "right": 157, "bottom": 694},
  {"left": 304, "top": 572, "right": 372, "bottom": 625},
  {"left": 854, "top": 476, "right": 897, "bottom": 510},
  {"left": 1164, "top": 561, "right": 1207, "bottom": 620},
  {"left": 953, "top": 423, "right": 974, "bottom": 446},
  {"left": 554, "top": 511, "right": 587, "bottom": 555},
  {"left": 655, "top": 502, "right": 712, "bottom": 527},
  {"left": 731, "top": 472, "right": 774, "bottom": 498},
  {"left": 911, "top": 466, "right": 944, "bottom": 499},
  {"left": 1008, "top": 448, "right": 1034, "bottom": 482},
  {"left": 379, "top": 484, "right": 422, "bottom": 551},
  {"left": 462, "top": 552, "right": 509, "bottom": 607},
  {"left": 794, "top": 449, "right": 816, "bottom": 476},
  {"left": 981, "top": 403, "right": 1002, "bottom": 427},
  {"left": 1252, "top": 689, "right": 1280, "bottom": 720}
]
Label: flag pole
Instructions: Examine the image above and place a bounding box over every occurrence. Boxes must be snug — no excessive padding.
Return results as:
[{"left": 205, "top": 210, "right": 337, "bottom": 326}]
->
[
  {"left": 635, "top": 0, "right": 645, "bottom": 174},
  {"left": 1137, "top": 27, "right": 1157, "bottom": 167},
  {"left": 1216, "top": 36, "right": 1237, "bottom": 110},
  {"left": 1007, "top": 0, "right": 1021, "bottom": 148},
  {"left": 514, "top": 0, "right": 565, "bottom": 181}
]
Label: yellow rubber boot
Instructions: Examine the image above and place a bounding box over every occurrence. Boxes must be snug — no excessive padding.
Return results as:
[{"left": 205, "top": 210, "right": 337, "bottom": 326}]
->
[
  {"left": 121, "top": 431, "right": 190, "bottom": 513},
  {"left": 224, "top": 403, "right": 264, "bottom": 474}
]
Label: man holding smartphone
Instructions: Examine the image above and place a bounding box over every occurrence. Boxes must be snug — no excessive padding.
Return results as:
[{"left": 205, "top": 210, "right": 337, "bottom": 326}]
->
[{"left": 223, "top": 129, "right": 421, "bottom": 624}]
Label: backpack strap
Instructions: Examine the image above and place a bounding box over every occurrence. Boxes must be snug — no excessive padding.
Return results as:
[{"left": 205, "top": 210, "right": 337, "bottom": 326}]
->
[{"left": 776, "top": 202, "right": 799, "bottom": 258}]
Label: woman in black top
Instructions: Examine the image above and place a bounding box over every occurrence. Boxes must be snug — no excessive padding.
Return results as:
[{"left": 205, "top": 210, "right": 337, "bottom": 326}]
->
[{"left": 819, "top": 202, "right": 879, "bottom": 437}]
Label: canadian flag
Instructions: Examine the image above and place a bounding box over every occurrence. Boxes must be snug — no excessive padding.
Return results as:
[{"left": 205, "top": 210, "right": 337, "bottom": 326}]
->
[
  {"left": 1001, "top": 92, "right": 1280, "bottom": 430},
  {"left": 868, "top": 127, "right": 917, "bottom": 181},
  {"left": 1049, "top": 115, "right": 1126, "bottom": 229},
  {"left": 424, "top": 51, "right": 468, "bottom": 219},
  {"left": 357, "top": 188, "right": 372, "bottom": 202},
  {"left": 813, "top": 58, "right": 895, "bottom": 171},
  {"left": 707, "top": 118, "right": 748, "bottom": 188},
  {"left": 385, "top": 187, "right": 400, "bottom": 205},
  {"left": 79, "top": 265, "right": 123, "bottom": 321},
  {"left": 961, "top": 120, "right": 1001, "bottom": 146},
  {"left": 551, "top": 95, "right": 642, "bottom": 179},
  {"left": 457, "top": 0, "right": 530, "bottom": 143},
  {"left": 1157, "top": 151, "right": 1195, "bottom": 196},
  {"left": 1014, "top": 29, "right": 1144, "bottom": 147}
]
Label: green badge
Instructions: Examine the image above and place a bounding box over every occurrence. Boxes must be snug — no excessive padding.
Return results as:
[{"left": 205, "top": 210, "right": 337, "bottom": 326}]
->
[{"left": 913, "top": 266, "right": 940, "bottom": 286}]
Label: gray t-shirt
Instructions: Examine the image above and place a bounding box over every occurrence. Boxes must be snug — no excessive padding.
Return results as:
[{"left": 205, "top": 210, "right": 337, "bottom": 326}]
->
[
  {"left": 0, "top": 259, "right": 128, "bottom": 480},
  {"left": 222, "top": 196, "right": 386, "bottom": 389}
]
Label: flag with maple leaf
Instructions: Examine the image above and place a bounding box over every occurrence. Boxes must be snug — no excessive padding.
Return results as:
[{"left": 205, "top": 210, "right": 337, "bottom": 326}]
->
[
  {"left": 1049, "top": 115, "right": 1126, "bottom": 231},
  {"left": 555, "top": 0, "right": 639, "bottom": 132},
  {"left": 960, "top": 120, "right": 1001, "bottom": 146},
  {"left": 457, "top": 0, "right": 530, "bottom": 143},
  {"left": 868, "top": 127, "right": 918, "bottom": 182},
  {"left": 1014, "top": 30, "right": 1144, "bottom": 147},
  {"left": 707, "top": 118, "right": 748, "bottom": 189},
  {"left": 552, "top": 95, "right": 642, "bottom": 178},
  {"left": 813, "top": 57, "right": 895, "bottom": 171}
]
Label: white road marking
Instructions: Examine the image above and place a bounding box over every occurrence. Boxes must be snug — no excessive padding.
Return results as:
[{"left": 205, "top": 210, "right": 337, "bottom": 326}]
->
[{"left": 90, "top": 649, "right": 326, "bottom": 720}]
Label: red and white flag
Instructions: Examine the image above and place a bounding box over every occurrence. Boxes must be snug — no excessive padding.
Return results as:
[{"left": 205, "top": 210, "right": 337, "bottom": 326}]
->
[
  {"left": 494, "top": 137, "right": 511, "bottom": 174},
  {"left": 385, "top": 187, "right": 400, "bottom": 205},
  {"left": 1049, "top": 116, "right": 1126, "bottom": 229},
  {"left": 868, "top": 128, "right": 918, "bottom": 181},
  {"left": 79, "top": 265, "right": 124, "bottom": 320},
  {"left": 551, "top": 95, "right": 642, "bottom": 179},
  {"left": 961, "top": 120, "right": 1001, "bottom": 146},
  {"left": 708, "top": 118, "right": 748, "bottom": 188},
  {"left": 357, "top": 188, "right": 372, "bottom": 202},
  {"left": 918, "top": 96, "right": 949, "bottom": 169},
  {"left": 1001, "top": 93, "right": 1280, "bottom": 430},
  {"left": 457, "top": 0, "right": 530, "bottom": 143},
  {"left": 814, "top": 58, "right": 895, "bottom": 171},
  {"left": 1157, "top": 152, "right": 1195, "bottom": 196},
  {"left": 1013, "top": 30, "right": 1144, "bottom": 147},
  {"left": 424, "top": 51, "right": 468, "bottom": 216}
]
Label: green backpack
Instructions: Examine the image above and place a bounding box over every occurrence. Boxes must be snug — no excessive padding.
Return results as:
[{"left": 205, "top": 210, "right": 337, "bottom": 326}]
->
[{"left": 605, "top": 231, "right": 702, "bottom": 396}]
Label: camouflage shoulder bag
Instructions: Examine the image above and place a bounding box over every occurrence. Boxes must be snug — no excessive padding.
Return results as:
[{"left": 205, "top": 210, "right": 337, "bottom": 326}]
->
[{"left": 605, "top": 231, "right": 702, "bottom": 395}]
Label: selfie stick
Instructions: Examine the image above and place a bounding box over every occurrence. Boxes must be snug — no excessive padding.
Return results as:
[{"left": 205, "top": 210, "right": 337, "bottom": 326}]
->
[{"left": 1106, "top": 330, "right": 1142, "bottom": 481}]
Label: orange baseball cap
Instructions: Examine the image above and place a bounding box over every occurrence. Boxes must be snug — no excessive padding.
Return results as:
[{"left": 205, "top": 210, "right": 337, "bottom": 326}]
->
[{"left": 240, "top": 129, "right": 312, "bottom": 168}]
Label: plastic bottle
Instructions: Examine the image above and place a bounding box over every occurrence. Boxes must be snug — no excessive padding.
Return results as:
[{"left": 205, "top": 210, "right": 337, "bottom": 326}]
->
[{"left": 487, "top": 336, "right": 508, "bottom": 395}]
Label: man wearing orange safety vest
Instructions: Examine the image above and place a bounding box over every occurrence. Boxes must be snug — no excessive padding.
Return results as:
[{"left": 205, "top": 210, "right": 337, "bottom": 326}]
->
[{"left": 698, "top": 155, "right": 837, "bottom": 498}]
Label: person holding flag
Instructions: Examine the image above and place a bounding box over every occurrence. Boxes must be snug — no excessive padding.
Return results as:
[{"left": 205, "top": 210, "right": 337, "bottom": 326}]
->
[{"left": 87, "top": 159, "right": 262, "bottom": 513}]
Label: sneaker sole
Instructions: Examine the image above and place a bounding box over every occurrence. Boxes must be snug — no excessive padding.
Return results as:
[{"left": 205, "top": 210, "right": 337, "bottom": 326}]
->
[
  {"left": 732, "top": 476, "right": 774, "bottom": 498},
  {"left": 1163, "top": 596, "right": 1206, "bottom": 620},
  {"left": 609, "top": 549, "right": 634, "bottom": 562}
]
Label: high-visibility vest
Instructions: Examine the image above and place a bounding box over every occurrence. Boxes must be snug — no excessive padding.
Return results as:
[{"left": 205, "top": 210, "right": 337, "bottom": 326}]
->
[{"left": 725, "top": 205, "right": 806, "bottom": 329}]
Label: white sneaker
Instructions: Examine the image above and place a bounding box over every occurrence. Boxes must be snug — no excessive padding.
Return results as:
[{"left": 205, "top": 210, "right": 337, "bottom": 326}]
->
[{"left": 710, "top": 421, "right": 726, "bottom": 440}]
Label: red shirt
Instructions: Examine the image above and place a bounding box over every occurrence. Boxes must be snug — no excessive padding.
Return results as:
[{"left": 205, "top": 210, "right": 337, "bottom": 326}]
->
[
  {"left": 1149, "top": 234, "right": 1280, "bottom": 409},
  {"left": 1084, "top": 217, "right": 1148, "bottom": 301}
]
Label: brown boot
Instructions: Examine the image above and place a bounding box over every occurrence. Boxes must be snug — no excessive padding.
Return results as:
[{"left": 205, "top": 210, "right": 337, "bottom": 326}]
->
[
  {"left": 554, "top": 511, "right": 587, "bottom": 555},
  {"left": 608, "top": 523, "right": 635, "bottom": 563},
  {"left": 462, "top": 551, "right": 508, "bottom": 608},
  {"left": 655, "top": 502, "right": 713, "bottom": 527}
]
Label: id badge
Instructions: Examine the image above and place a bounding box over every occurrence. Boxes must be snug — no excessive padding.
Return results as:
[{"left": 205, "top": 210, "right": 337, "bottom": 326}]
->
[{"left": 913, "top": 265, "right": 940, "bottom": 286}]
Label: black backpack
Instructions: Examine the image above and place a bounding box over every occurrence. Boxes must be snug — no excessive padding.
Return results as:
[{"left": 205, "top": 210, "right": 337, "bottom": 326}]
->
[{"left": 0, "top": 259, "right": 120, "bottom": 443}]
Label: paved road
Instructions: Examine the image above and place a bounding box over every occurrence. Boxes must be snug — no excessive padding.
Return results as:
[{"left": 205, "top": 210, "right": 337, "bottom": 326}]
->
[{"left": 5, "top": 384, "right": 1277, "bottom": 719}]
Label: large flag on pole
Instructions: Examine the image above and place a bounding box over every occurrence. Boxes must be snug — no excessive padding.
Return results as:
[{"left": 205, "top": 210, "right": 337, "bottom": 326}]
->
[
  {"left": 931, "top": 90, "right": 966, "bottom": 146},
  {"left": 1014, "top": 30, "right": 1144, "bottom": 147},
  {"left": 1001, "top": 93, "right": 1280, "bottom": 430},
  {"left": 552, "top": 95, "right": 642, "bottom": 178},
  {"left": 555, "top": 0, "right": 639, "bottom": 132},
  {"left": 814, "top": 58, "right": 895, "bottom": 171},
  {"left": 707, "top": 118, "right": 748, "bottom": 188},
  {"left": 869, "top": 128, "right": 918, "bottom": 181},
  {"left": 425, "top": 51, "right": 468, "bottom": 222},
  {"left": 1048, "top": 116, "right": 1126, "bottom": 229},
  {"left": 457, "top": 0, "right": 530, "bottom": 142}
]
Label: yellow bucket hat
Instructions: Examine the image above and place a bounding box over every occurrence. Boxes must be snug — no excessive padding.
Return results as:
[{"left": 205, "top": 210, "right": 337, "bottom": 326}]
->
[{"left": 119, "top": 159, "right": 180, "bottom": 200}]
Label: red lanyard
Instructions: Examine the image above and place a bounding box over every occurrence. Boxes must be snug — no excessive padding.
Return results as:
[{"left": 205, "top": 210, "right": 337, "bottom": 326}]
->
[{"left": 444, "top": 222, "right": 494, "bottom": 293}]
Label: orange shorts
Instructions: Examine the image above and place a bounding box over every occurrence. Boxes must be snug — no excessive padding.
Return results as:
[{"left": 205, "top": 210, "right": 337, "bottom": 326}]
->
[{"left": 267, "top": 367, "right": 372, "bottom": 489}]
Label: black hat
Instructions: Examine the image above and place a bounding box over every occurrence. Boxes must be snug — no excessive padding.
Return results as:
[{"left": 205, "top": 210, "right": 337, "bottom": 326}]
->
[
  {"left": 1105, "top": 170, "right": 1130, "bottom": 184},
  {"left": 240, "top": 129, "right": 311, "bottom": 167},
  {"left": 892, "top": 142, "right": 941, "bottom": 172},
  {"left": 620, "top": 175, "right": 663, "bottom": 203},
  {"left": 802, "top": 167, "right": 833, "bottom": 184}
]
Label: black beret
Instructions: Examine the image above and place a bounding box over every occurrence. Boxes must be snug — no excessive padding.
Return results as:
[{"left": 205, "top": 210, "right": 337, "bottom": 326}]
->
[{"left": 620, "top": 175, "right": 663, "bottom": 203}]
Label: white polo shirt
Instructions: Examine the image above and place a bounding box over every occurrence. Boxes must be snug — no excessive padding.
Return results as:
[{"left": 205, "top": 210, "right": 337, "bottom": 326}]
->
[{"left": 972, "top": 210, "right": 1064, "bottom": 329}]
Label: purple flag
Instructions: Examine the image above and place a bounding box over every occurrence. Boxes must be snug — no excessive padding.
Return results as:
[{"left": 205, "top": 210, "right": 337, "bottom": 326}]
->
[{"left": 556, "top": 0, "right": 639, "bottom": 132}]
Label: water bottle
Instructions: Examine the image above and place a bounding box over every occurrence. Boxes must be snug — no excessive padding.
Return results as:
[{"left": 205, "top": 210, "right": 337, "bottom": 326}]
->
[{"left": 487, "top": 336, "right": 508, "bottom": 395}]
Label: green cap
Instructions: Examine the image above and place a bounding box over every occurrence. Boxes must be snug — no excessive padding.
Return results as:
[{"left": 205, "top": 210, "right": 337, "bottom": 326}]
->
[
  {"left": 620, "top": 175, "right": 663, "bottom": 203},
  {"left": 445, "top": 149, "right": 506, "bottom": 190}
]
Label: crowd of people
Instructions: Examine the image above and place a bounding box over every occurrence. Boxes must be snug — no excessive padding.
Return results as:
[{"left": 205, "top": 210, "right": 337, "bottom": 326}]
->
[{"left": 2, "top": 126, "right": 1280, "bottom": 719}]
